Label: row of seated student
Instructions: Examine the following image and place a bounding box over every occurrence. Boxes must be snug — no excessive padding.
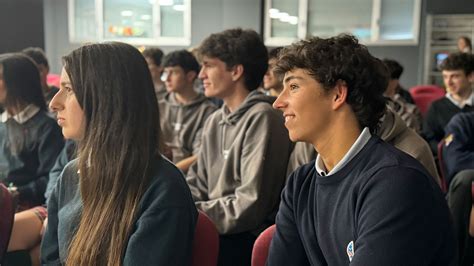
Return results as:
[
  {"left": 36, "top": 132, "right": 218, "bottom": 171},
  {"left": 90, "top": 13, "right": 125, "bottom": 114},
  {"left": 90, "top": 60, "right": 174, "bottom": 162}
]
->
[{"left": 0, "top": 29, "right": 468, "bottom": 266}]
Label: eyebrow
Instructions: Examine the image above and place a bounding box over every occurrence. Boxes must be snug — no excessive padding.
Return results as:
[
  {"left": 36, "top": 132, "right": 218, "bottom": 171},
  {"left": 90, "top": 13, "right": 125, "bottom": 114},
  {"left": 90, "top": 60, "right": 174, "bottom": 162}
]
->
[
  {"left": 60, "top": 81, "right": 71, "bottom": 86},
  {"left": 284, "top": 75, "right": 304, "bottom": 84}
]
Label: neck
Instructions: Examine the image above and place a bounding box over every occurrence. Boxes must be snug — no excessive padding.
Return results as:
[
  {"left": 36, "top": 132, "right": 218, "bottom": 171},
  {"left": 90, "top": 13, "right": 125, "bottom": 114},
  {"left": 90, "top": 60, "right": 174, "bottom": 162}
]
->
[
  {"left": 222, "top": 83, "right": 250, "bottom": 113},
  {"left": 8, "top": 104, "right": 27, "bottom": 116},
  {"left": 452, "top": 88, "right": 472, "bottom": 102},
  {"left": 153, "top": 79, "right": 164, "bottom": 90},
  {"left": 312, "top": 110, "right": 361, "bottom": 172},
  {"left": 175, "top": 86, "right": 199, "bottom": 104}
]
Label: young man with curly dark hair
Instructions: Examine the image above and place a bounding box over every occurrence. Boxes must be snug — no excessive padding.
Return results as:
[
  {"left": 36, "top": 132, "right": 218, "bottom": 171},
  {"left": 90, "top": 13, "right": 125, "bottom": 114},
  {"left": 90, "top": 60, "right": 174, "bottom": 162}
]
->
[
  {"left": 268, "top": 34, "right": 456, "bottom": 265},
  {"left": 185, "top": 28, "right": 292, "bottom": 265},
  {"left": 423, "top": 52, "right": 474, "bottom": 154}
]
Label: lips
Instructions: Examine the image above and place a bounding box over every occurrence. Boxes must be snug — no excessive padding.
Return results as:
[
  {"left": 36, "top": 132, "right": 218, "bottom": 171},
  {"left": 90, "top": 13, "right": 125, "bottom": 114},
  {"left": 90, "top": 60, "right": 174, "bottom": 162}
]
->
[
  {"left": 283, "top": 114, "right": 295, "bottom": 124},
  {"left": 57, "top": 117, "right": 65, "bottom": 126}
]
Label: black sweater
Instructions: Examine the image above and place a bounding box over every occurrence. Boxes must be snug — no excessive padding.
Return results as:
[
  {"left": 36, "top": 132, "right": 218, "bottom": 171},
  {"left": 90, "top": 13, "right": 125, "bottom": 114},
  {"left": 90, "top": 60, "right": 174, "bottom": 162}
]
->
[{"left": 268, "top": 136, "right": 456, "bottom": 266}]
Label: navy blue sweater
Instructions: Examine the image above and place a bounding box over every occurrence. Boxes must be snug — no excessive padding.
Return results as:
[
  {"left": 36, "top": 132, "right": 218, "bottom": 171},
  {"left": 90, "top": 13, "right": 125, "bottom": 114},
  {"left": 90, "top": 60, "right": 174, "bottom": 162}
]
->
[
  {"left": 443, "top": 112, "right": 474, "bottom": 186},
  {"left": 268, "top": 136, "right": 456, "bottom": 266}
]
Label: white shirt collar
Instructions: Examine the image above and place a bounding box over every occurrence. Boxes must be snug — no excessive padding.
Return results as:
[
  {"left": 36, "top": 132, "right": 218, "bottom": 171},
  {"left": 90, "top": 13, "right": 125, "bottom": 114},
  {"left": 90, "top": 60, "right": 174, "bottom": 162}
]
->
[
  {"left": 0, "top": 104, "right": 40, "bottom": 124},
  {"left": 315, "top": 127, "right": 372, "bottom": 176},
  {"left": 445, "top": 89, "right": 474, "bottom": 109}
]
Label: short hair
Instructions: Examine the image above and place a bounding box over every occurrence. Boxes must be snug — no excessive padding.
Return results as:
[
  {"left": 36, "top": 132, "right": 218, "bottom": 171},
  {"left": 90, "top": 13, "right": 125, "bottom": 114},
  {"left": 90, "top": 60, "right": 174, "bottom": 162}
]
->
[
  {"left": 198, "top": 28, "right": 268, "bottom": 91},
  {"left": 382, "top": 59, "right": 404, "bottom": 80},
  {"left": 142, "top": 47, "right": 164, "bottom": 66},
  {"left": 162, "top": 49, "right": 200, "bottom": 73},
  {"left": 275, "top": 34, "right": 388, "bottom": 132},
  {"left": 22, "top": 47, "right": 49, "bottom": 68},
  {"left": 440, "top": 52, "right": 474, "bottom": 75},
  {"left": 0, "top": 53, "right": 46, "bottom": 111},
  {"left": 268, "top": 47, "right": 283, "bottom": 60}
]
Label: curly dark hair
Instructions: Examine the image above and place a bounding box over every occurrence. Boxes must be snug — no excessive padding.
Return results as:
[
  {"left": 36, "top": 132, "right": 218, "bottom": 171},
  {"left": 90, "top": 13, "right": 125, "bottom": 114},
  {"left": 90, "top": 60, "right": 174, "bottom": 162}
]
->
[
  {"left": 162, "top": 49, "right": 200, "bottom": 74},
  {"left": 198, "top": 28, "right": 268, "bottom": 91},
  {"left": 440, "top": 52, "right": 474, "bottom": 75},
  {"left": 268, "top": 47, "right": 283, "bottom": 60},
  {"left": 274, "top": 34, "right": 388, "bottom": 132}
]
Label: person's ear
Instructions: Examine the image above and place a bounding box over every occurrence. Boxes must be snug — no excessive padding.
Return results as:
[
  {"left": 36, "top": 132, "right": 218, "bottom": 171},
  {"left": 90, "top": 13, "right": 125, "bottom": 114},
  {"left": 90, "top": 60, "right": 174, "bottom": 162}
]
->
[
  {"left": 332, "top": 80, "right": 348, "bottom": 110},
  {"left": 186, "top": 71, "right": 197, "bottom": 83},
  {"left": 231, "top": 64, "right": 244, "bottom": 81},
  {"left": 467, "top": 72, "right": 474, "bottom": 83}
]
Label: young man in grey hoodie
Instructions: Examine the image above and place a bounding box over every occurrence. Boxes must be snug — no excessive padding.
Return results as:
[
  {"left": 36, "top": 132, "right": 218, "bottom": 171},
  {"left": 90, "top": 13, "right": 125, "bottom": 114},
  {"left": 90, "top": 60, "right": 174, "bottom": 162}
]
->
[
  {"left": 159, "top": 50, "right": 217, "bottom": 173},
  {"left": 186, "top": 28, "right": 292, "bottom": 265}
]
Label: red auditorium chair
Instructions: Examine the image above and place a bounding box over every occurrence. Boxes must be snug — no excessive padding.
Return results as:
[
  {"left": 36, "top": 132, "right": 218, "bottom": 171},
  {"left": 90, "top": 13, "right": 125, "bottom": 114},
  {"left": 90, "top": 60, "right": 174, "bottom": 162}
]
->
[
  {"left": 409, "top": 85, "right": 445, "bottom": 117},
  {"left": 251, "top": 224, "right": 276, "bottom": 266},
  {"left": 0, "top": 184, "right": 15, "bottom": 264},
  {"left": 192, "top": 211, "right": 219, "bottom": 266}
]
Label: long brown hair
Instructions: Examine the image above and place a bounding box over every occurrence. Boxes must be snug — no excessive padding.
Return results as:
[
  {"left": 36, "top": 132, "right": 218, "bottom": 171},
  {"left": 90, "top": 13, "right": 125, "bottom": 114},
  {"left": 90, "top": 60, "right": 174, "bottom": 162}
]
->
[{"left": 63, "top": 42, "right": 160, "bottom": 266}]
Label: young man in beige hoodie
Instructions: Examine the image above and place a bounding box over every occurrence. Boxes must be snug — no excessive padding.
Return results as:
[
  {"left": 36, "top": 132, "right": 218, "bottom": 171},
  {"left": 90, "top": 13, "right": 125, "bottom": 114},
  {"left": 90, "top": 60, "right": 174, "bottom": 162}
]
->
[{"left": 186, "top": 28, "right": 292, "bottom": 265}]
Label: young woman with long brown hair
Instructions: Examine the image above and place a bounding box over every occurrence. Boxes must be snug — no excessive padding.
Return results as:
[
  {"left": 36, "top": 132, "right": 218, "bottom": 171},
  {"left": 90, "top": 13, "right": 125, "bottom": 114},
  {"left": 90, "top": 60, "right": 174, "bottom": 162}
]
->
[{"left": 41, "top": 42, "right": 197, "bottom": 265}]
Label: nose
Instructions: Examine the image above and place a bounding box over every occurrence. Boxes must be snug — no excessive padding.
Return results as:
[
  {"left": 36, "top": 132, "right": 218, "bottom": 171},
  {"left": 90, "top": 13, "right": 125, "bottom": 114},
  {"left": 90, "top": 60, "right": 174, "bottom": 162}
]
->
[
  {"left": 49, "top": 90, "right": 64, "bottom": 113},
  {"left": 272, "top": 87, "right": 288, "bottom": 110},
  {"left": 198, "top": 67, "right": 206, "bottom": 80}
]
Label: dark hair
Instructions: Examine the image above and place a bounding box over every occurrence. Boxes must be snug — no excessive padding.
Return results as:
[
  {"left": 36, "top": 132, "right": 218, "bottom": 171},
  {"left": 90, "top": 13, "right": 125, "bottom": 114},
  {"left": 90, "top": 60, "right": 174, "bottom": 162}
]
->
[
  {"left": 162, "top": 49, "right": 200, "bottom": 73},
  {"left": 382, "top": 59, "right": 404, "bottom": 79},
  {"left": 21, "top": 47, "right": 49, "bottom": 68},
  {"left": 198, "top": 28, "right": 268, "bottom": 91},
  {"left": 0, "top": 53, "right": 47, "bottom": 112},
  {"left": 458, "top": 36, "right": 472, "bottom": 50},
  {"left": 142, "top": 47, "right": 164, "bottom": 66},
  {"left": 268, "top": 47, "right": 283, "bottom": 60},
  {"left": 275, "top": 34, "right": 388, "bottom": 132},
  {"left": 63, "top": 42, "right": 160, "bottom": 265},
  {"left": 440, "top": 52, "right": 474, "bottom": 75}
]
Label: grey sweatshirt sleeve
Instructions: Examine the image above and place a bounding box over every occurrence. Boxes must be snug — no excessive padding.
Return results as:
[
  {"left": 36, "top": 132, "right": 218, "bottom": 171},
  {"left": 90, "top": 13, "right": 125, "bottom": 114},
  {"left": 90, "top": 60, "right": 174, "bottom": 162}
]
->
[
  {"left": 193, "top": 109, "right": 291, "bottom": 234},
  {"left": 41, "top": 178, "right": 61, "bottom": 265}
]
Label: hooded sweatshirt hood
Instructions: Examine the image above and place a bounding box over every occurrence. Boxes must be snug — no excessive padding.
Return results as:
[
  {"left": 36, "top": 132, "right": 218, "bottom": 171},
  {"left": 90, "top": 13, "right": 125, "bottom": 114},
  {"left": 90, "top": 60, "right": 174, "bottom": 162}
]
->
[{"left": 219, "top": 90, "right": 276, "bottom": 126}]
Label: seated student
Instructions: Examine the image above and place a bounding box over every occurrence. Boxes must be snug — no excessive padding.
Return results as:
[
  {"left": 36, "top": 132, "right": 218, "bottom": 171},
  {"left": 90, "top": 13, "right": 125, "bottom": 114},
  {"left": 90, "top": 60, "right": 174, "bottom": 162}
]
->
[
  {"left": 423, "top": 52, "right": 474, "bottom": 154},
  {"left": 186, "top": 28, "right": 292, "bottom": 266},
  {"left": 0, "top": 53, "right": 64, "bottom": 208},
  {"left": 159, "top": 50, "right": 217, "bottom": 173},
  {"left": 443, "top": 112, "right": 474, "bottom": 266},
  {"left": 41, "top": 42, "right": 197, "bottom": 265},
  {"left": 142, "top": 47, "right": 167, "bottom": 100},
  {"left": 263, "top": 47, "right": 284, "bottom": 97},
  {"left": 382, "top": 58, "right": 422, "bottom": 133},
  {"left": 287, "top": 106, "right": 440, "bottom": 185},
  {"left": 6, "top": 140, "right": 76, "bottom": 266},
  {"left": 268, "top": 34, "right": 456, "bottom": 265},
  {"left": 22, "top": 47, "right": 59, "bottom": 106}
]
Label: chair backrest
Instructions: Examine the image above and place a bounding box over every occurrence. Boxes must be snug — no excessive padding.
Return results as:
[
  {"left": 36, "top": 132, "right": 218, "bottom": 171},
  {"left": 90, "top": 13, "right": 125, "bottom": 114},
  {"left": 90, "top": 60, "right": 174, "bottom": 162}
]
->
[
  {"left": 409, "top": 85, "right": 445, "bottom": 117},
  {"left": 46, "top": 73, "right": 60, "bottom": 88},
  {"left": 437, "top": 139, "right": 448, "bottom": 193},
  {"left": 251, "top": 224, "right": 276, "bottom": 266},
  {"left": 192, "top": 211, "right": 219, "bottom": 266},
  {"left": 0, "top": 184, "right": 15, "bottom": 263}
]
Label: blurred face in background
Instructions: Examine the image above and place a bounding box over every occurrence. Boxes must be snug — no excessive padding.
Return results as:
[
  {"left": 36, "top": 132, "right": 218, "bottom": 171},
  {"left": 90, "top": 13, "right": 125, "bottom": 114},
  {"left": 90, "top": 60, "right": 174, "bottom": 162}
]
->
[
  {"left": 162, "top": 66, "right": 196, "bottom": 93},
  {"left": 263, "top": 58, "right": 283, "bottom": 91},
  {"left": 442, "top": 69, "right": 474, "bottom": 96},
  {"left": 145, "top": 57, "right": 163, "bottom": 82}
]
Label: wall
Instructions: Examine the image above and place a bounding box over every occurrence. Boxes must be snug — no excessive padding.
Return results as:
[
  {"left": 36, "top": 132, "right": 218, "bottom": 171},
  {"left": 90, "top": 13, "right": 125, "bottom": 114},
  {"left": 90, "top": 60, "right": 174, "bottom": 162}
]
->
[
  {"left": 0, "top": 0, "right": 44, "bottom": 53},
  {"left": 43, "top": 0, "right": 262, "bottom": 73}
]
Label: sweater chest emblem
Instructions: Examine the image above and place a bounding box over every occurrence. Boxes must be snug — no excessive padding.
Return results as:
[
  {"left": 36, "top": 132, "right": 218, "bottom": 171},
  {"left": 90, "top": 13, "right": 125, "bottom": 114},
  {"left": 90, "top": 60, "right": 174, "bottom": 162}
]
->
[{"left": 346, "top": 240, "right": 355, "bottom": 262}]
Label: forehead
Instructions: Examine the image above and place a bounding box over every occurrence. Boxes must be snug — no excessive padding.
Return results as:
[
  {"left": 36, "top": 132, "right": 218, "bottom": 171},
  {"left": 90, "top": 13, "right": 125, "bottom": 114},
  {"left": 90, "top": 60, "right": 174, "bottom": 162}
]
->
[
  {"left": 145, "top": 57, "right": 156, "bottom": 66},
  {"left": 60, "top": 67, "right": 71, "bottom": 83},
  {"left": 442, "top": 69, "right": 466, "bottom": 76},
  {"left": 201, "top": 56, "right": 225, "bottom": 65},
  {"left": 284, "top": 68, "right": 313, "bottom": 81}
]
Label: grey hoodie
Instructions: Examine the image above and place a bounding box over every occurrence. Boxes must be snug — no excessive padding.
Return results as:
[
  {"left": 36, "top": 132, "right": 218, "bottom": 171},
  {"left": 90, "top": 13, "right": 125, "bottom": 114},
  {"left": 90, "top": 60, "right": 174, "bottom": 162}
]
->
[
  {"left": 158, "top": 93, "right": 217, "bottom": 163},
  {"left": 287, "top": 108, "right": 440, "bottom": 186},
  {"left": 186, "top": 90, "right": 292, "bottom": 234}
]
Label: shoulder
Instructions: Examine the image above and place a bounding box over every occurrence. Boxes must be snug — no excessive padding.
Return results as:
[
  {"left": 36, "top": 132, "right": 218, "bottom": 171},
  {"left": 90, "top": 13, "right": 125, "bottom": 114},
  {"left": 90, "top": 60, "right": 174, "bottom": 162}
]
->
[{"left": 140, "top": 155, "right": 194, "bottom": 209}]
